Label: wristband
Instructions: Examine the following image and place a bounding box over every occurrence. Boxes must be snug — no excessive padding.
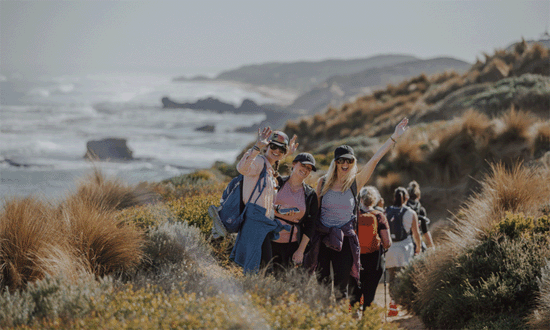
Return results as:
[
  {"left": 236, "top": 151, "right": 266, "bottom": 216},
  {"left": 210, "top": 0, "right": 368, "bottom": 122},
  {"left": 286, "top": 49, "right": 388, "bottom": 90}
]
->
[
  {"left": 390, "top": 136, "right": 397, "bottom": 144},
  {"left": 252, "top": 145, "right": 261, "bottom": 152}
]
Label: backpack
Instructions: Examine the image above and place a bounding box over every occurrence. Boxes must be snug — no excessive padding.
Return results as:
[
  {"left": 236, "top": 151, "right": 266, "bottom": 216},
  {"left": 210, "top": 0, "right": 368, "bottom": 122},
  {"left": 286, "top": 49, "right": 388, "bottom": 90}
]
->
[
  {"left": 357, "top": 209, "right": 382, "bottom": 254},
  {"left": 385, "top": 206, "right": 408, "bottom": 242},
  {"left": 217, "top": 162, "right": 267, "bottom": 233}
]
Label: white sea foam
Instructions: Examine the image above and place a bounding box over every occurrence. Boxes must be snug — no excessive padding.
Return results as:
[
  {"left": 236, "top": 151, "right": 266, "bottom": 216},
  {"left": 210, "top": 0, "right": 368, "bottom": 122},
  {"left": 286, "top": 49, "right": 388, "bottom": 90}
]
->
[{"left": 0, "top": 72, "right": 278, "bottom": 200}]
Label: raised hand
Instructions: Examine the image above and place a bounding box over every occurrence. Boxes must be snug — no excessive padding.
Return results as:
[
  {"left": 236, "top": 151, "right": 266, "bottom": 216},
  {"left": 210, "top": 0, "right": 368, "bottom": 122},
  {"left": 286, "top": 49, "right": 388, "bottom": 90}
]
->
[
  {"left": 257, "top": 126, "right": 272, "bottom": 149},
  {"left": 393, "top": 118, "right": 409, "bottom": 139},
  {"left": 288, "top": 134, "right": 299, "bottom": 154}
]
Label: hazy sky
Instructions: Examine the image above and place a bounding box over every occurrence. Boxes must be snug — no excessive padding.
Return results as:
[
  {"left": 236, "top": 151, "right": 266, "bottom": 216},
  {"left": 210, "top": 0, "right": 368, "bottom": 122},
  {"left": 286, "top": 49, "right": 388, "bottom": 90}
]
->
[{"left": 1, "top": 0, "right": 549, "bottom": 76}]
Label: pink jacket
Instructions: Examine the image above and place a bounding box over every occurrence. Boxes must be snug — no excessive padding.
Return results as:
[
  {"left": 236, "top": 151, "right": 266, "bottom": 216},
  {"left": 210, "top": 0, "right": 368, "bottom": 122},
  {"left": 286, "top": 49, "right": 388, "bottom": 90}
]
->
[{"left": 236, "top": 148, "right": 277, "bottom": 219}]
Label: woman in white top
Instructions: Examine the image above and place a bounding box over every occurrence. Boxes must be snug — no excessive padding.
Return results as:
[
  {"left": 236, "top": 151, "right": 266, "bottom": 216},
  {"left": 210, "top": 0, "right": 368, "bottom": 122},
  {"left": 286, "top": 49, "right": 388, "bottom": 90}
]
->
[
  {"left": 231, "top": 126, "right": 297, "bottom": 273},
  {"left": 385, "top": 186, "right": 421, "bottom": 315}
]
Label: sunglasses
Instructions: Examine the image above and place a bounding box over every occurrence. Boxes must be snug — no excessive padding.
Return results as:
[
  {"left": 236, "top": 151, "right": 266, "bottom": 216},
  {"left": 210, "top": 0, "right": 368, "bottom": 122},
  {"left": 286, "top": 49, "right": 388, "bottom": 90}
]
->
[
  {"left": 269, "top": 143, "right": 287, "bottom": 153},
  {"left": 336, "top": 158, "right": 355, "bottom": 165}
]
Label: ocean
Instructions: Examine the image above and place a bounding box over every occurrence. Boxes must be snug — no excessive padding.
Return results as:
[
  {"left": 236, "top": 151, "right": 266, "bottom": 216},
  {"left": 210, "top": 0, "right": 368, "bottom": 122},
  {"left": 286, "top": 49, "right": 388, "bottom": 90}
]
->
[{"left": 0, "top": 72, "right": 277, "bottom": 201}]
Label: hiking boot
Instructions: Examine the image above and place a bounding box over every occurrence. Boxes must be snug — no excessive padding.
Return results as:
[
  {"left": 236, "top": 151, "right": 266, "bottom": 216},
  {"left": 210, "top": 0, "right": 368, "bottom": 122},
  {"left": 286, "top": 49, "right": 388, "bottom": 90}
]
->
[
  {"left": 388, "top": 302, "right": 398, "bottom": 317},
  {"left": 209, "top": 205, "right": 227, "bottom": 239}
]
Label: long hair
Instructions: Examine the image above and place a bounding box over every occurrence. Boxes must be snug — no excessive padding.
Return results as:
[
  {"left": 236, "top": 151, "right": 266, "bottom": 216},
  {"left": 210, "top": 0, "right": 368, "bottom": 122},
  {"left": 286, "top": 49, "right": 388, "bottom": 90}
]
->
[
  {"left": 273, "top": 160, "right": 280, "bottom": 178},
  {"left": 407, "top": 180, "right": 421, "bottom": 200},
  {"left": 393, "top": 187, "right": 409, "bottom": 206},
  {"left": 320, "top": 157, "right": 358, "bottom": 196}
]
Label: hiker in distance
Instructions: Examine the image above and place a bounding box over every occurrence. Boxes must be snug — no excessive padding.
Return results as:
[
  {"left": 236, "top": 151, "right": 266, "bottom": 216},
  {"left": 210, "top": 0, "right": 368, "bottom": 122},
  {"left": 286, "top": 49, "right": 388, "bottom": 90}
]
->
[
  {"left": 272, "top": 152, "right": 319, "bottom": 275},
  {"left": 406, "top": 180, "right": 435, "bottom": 251},
  {"left": 385, "top": 186, "right": 422, "bottom": 316},
  {"left": 304, "top": 117, "right": 409, "bottom": 299},
  {"left": 229, "top": 127, "right": 298, "bottom": 273},
  {"left": 350, "top": 186, "right": 392, "bottom": 312}
]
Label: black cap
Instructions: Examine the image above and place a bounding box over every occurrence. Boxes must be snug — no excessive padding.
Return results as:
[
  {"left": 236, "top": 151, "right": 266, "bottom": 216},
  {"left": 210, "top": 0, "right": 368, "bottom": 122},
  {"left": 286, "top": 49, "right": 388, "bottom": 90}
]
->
[
  {"left": 334, "top": 145, "right": 354, "bottom": 160},
  {"left": 293, "top": 153, "right": 317, "bottom": 171}
]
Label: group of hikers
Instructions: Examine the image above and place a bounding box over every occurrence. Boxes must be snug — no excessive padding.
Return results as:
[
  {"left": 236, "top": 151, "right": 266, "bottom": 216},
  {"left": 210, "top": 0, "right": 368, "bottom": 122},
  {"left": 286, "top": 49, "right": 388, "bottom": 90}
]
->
[{"left": 209, "top": 118, "right": 435, "bottom": 316}]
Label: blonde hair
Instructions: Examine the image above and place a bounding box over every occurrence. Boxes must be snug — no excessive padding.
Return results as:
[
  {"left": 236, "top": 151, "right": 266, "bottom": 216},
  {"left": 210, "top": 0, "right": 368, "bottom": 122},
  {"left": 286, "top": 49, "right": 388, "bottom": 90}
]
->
[
  {"left": 360, "top": 186, "right": 381, "bottom": 208},
  {"left": 320, "top": 157, "right": 358, "bottom": 196}
]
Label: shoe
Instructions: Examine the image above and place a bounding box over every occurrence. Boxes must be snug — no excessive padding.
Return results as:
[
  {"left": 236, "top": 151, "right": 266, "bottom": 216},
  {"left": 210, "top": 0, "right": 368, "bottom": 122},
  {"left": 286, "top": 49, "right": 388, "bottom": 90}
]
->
[
  {"left": 209, "top": 205, "right": 227, "bottom": 239},
  {"left": 388, "top": 302, "right": 398, "bottom": 317}
]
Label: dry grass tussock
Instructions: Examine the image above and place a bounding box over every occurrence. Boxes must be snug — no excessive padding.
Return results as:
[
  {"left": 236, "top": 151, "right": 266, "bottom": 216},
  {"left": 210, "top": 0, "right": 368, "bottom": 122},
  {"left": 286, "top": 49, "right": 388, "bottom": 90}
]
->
[
  {"left": 0, "top": 198, "right": 82, "bottom": 290},
  {"left": 70, "top": 168, "right": 157, "bottom": 211},
  {"left": 0, "top": 170, "right": 149, "bottom": 291},
  {"left": 444, "top": 162, "right": 550, "bottom": 250},
  {"left": 58, "top": 197, "right": 145, "bottom": 277}
]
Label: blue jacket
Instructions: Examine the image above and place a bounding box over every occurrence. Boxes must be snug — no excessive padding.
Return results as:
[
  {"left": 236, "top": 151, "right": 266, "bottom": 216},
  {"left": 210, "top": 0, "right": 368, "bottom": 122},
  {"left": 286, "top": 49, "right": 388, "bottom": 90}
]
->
[{"left": 230, "top": 203, "right": 289, "bottom": 273}]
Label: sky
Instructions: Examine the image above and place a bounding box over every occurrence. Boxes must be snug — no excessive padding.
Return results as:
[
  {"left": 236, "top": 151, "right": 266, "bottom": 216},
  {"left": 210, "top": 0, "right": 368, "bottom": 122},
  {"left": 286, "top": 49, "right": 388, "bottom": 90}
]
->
[{"left": 1, "top": 0, "right": 549, "bottom": 76}]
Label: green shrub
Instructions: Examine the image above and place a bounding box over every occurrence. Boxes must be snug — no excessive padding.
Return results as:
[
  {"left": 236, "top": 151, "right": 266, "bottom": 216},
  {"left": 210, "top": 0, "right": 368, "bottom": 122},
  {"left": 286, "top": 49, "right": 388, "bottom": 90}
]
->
[
  {"left": 494, "top": 212, "right": 534, "bottom": 239},
  {"left": 415, "top": 236, "right": 550, "bottom": 329},
  {"left": 166, "top": 193, "right": 220, "bottom": 236},
  {"left": 116, "top": 204, "right": 172, "bottom": 229},
  {"left": 534, "top": 215, "right": 550, "bottom": 235},
  {"left": 0, "top": 274, "right": 112, "bottom": 328},
  {"left": 390, "top": 253, "right": 427, "bottom": 312},
  {"left": 528, "top": 261, "right": 550, "bottom": 330}
]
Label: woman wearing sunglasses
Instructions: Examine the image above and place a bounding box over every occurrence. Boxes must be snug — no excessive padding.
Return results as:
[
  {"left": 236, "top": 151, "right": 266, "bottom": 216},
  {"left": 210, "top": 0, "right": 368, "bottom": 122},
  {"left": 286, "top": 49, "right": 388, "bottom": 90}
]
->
[
  {"left": 272, "top": 152, "right": 319, "bottom": 275},
  {"left": 230, "top": 126, "right": 298, "bottom": 273},
  {"left": 304, "top": 118, "right": 409, "bottom": 300}
]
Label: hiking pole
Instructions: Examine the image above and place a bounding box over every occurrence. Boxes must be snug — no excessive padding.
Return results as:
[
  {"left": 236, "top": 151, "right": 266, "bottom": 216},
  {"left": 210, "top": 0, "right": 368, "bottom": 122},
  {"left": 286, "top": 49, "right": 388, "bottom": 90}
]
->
[{"left": 384, "top": 251, "right": 387, "bottom": 323}]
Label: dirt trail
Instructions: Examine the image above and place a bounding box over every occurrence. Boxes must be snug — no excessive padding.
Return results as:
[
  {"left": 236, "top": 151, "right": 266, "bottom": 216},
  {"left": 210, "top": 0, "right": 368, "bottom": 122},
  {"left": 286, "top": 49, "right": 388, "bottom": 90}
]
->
[{"left": 372, "top": 283, "right": 426, "bottom": 330}]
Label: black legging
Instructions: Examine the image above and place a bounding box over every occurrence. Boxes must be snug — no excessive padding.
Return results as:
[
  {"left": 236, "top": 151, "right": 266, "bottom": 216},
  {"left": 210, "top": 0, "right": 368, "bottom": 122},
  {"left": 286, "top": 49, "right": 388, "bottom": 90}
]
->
[
  {"left": 317, "top": 236, "right": 354, "bottom": 299},
  {"left": 260, "top": 235, "right": 273, "bottom": 273},
  {"left": 350, "top": 249, "right": 384, "bottom": 310},
  {"left": 271, "top": 241, "right": 300, "bottom": 275}
]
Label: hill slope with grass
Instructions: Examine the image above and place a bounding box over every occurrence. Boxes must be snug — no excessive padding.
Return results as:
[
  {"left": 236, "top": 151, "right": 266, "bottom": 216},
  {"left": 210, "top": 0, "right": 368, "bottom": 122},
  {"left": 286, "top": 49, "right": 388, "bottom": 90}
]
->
[
  {"left": 281, "top": 41, "right": 549, "bottom": 222},
  {"left": 287, "top": 57, "right": 470, "bottom": 115}
]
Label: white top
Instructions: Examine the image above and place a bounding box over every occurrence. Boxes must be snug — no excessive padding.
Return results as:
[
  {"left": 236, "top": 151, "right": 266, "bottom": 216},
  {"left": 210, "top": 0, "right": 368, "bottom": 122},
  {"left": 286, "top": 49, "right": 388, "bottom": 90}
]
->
[
  {"left": 385, "top": 206, "right": 417, "bottom": 268},
  {"left": 236, "top": 151, "right": 276, "bottom": 219}
]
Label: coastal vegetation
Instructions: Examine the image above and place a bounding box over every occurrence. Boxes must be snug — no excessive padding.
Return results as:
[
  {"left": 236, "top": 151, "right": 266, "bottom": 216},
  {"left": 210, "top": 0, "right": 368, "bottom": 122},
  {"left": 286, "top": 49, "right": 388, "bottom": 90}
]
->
[{"left": 1, "top": 42, "right": 549, "bottom": 328}]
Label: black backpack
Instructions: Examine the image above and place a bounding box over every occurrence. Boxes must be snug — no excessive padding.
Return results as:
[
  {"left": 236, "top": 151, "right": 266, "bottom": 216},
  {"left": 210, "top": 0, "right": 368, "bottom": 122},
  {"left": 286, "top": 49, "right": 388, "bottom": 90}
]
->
[{"left": 385, "top": 206, "right": 408, "bottom": 242}]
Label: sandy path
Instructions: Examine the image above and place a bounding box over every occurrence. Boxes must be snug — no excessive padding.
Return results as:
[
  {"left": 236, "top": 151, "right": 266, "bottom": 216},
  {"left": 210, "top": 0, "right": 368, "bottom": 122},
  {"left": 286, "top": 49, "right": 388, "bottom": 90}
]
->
[{"left": 372, "top": 283, "right": 426, "bottom": 330}]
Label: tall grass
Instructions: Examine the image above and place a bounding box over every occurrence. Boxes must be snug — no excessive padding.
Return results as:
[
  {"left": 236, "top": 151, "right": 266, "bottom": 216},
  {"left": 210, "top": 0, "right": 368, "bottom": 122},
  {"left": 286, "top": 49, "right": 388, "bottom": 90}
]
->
[
  {"left": 0, "top": 198, "right": 80, "bottom": 290},
  {"left": 59, "top": 198, "right": 145, "bottom": 277},
  {"left": 446, "top": 162, "right": 550, "bottom": 246},
  {"left": 71, "top": 168, "right": 157, "bottom": 211}
]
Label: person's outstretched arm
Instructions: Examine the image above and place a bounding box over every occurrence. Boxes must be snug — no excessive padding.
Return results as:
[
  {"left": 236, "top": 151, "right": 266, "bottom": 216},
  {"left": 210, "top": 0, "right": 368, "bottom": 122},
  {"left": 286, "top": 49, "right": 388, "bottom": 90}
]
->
[
  {"left": 237, "top": 126, "right": 271, "bottom": 176},
  {"left": 356, "top": 118, "right": 409, "bottom": 188}
]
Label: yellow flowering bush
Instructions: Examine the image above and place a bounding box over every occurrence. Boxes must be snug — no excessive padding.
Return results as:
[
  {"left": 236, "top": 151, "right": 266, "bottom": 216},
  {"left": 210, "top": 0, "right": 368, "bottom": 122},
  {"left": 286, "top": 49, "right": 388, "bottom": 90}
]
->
[
  {"left": 166, "top": 193, "right": 220, "bottom": 237},
  {"left": 18, "top": 283, "right": 396, "bottom": 330}
]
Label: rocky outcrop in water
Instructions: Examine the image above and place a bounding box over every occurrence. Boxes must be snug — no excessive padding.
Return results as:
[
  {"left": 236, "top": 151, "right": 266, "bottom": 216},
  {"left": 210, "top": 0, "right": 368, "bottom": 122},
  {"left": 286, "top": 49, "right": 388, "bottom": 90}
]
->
[
  {"left": 84, "top": 138, "right": 133, "bottom": 160},
  {"left": 162, "top": 96, "right": 275, "bottom": 114}
]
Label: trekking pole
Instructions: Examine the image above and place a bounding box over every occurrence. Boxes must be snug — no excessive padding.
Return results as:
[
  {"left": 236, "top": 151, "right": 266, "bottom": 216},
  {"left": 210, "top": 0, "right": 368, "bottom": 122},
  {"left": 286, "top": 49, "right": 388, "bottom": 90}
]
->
[{"left": 384, "top": 251, "right": 387, "bottom": 323}]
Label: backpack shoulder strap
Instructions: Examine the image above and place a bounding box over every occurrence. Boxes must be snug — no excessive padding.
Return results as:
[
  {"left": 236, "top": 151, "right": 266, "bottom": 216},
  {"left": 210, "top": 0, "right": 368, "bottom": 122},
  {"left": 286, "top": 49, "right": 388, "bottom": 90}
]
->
[{"left": 351, "top": 179, "right": 358, "bottom": 214}]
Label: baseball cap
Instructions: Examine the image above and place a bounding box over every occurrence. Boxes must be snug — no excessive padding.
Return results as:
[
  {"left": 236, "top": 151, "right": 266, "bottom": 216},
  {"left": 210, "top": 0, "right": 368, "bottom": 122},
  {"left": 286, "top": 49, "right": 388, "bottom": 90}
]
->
[
  {"left": 293, "top": 153, "right": 317, "bottom": 171},
  {"left": 334, "top": 145, "right": 355, "bottom": 160},
  {"left": 269, "top": 131, "right": 289, "bottom": 148}
]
